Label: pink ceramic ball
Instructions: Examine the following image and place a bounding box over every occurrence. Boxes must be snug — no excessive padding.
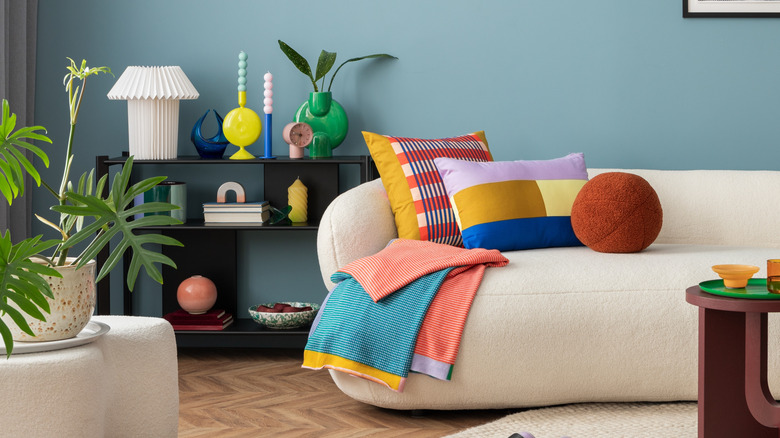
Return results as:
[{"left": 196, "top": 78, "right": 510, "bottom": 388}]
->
[{"left": 177, "top": 275, "right": 217, "bottom": 314}]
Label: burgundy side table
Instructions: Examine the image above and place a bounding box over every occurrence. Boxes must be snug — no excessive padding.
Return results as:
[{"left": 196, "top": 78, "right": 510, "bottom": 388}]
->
[{"left": 686, "top": 286, "right": 780, "bottom": 437}]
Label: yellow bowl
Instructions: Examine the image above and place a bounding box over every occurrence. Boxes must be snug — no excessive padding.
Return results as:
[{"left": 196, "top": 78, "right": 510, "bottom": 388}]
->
[{"left": 712, "top": 264, "right": 760, "bottom": 289}]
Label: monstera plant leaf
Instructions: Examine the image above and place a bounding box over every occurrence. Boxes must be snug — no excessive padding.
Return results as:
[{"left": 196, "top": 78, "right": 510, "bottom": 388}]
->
[
  {"left": 0, "top": 99, "right": 52, "bottom": 204},
  {"left": 37, "top": 168, "right": 107, "bottom": 251},
  {"left": 51, "top": 156, "right": 183, "bottom": 291},
  {"left": 65, "top": 169, "right": 104, "bottom": 237},
  {"left": 0, "top": 232, "right": 61, "bottom": 357}
]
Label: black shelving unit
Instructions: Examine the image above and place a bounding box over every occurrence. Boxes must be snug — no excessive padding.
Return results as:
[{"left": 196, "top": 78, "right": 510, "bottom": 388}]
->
[{"left": 95, "top": 154, "right": 374, "bottom": 348}]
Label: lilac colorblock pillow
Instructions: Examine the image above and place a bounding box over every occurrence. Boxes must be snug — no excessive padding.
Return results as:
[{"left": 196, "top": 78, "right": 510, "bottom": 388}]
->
[{"left": 435, "top": 153, "right": 589, "bottom": 251}]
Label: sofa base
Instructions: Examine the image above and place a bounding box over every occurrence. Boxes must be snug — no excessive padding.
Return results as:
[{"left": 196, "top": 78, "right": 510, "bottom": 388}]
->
[{"left": 326, "top": 244, "right": 780, "bottom": 410}]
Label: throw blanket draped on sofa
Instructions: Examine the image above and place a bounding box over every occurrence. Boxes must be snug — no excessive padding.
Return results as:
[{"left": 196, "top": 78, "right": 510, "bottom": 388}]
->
[{"left": 303, "top": 239, "right": 508, "bottom": 391}]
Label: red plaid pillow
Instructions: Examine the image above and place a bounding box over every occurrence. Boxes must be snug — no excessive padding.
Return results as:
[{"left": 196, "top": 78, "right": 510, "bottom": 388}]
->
[{"left": 363, "top": 131, "right": 492, "bottom": 246}]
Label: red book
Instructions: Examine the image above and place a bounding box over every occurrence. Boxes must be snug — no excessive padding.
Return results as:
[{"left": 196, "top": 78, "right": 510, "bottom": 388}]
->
[
  {"left": 163, "top": 309, "right": 227, "bottom": 324},
  {"left": 170, "top": 315, "right": 234, "bottom": 331}
]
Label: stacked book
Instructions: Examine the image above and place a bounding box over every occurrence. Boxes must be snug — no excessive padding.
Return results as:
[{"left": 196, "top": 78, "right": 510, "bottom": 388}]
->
[
  {"left": 163, "top": 309, "right": 234, "bottom": 331},
  {"left": 203, "top": 200, "right": 270, "bottom": 224}
]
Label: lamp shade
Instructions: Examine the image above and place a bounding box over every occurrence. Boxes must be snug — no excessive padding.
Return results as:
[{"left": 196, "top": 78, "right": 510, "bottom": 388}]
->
[
  {"left": 107, "top": 66, "right": 199, "bottom": 159},
  {"left": 107, "top": 66, "right": 199, "bottom": 100}
]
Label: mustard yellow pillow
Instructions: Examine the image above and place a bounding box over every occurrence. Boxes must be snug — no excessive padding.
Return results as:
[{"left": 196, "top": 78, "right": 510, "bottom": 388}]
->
[{"left": 363, "top": 131, "right": 492, "bottom": 246}]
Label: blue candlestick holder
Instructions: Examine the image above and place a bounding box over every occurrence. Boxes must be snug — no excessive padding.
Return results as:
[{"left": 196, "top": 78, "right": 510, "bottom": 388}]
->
[{"left": 260, "top": 113, "right": 275, "bottom": 159}]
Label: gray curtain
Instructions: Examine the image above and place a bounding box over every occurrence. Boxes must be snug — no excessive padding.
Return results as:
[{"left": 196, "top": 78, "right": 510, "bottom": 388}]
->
[{"left": 0, "top": 0, "right": 37, "bottom": 242}]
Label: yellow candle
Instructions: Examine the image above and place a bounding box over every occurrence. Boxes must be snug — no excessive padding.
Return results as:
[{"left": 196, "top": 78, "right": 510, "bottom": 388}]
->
[{"left": 288, "top": 177, "right": 308, "bottom": 223}]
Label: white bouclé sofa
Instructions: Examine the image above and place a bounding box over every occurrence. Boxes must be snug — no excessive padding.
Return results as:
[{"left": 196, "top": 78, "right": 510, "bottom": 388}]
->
[{"left": 316, "top": 168, "right": 780, "bottom": 410}]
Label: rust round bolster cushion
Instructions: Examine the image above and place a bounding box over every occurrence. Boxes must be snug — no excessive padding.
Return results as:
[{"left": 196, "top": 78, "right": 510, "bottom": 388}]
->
[{"left": 571, "top": 172, "right": 663, "bottom": 253}]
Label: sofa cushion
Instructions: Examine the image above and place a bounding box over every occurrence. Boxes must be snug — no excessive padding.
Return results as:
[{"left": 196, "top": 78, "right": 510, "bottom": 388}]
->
[
  {"left": 363, "top": 131, "right": 492, "bottom": 246},
  {"left": 434, "top": 153, "right": 588, "bottom": 251}
]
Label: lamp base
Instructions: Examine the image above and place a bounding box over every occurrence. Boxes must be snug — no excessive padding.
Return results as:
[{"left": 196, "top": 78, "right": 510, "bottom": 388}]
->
[{"left": 127, "top": 99, "right": 180, "bottom": 160}]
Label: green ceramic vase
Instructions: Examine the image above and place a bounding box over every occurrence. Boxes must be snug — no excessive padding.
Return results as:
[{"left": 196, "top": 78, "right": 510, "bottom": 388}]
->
[{"left": 293, "top": 92, "right": 348, "bottom": 158}]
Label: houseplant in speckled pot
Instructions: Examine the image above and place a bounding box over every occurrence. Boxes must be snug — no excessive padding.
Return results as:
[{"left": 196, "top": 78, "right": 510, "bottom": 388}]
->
[{"left": 0, "top": 58, "right": 183, "bottom": 355}]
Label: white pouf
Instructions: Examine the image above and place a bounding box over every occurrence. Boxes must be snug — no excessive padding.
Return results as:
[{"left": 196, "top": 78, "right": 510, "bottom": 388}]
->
[{"left": 0, "top": 316, "right": 178, "bottom": 438}]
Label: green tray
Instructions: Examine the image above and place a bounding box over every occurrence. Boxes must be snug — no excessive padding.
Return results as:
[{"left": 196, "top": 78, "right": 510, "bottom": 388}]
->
[{"left": 699, "top": 278, "right": 780, "bottom": 299}]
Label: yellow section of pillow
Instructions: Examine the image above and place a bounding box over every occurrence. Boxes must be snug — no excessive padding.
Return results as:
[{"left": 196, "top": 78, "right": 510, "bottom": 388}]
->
[
  {"left": 451, "top": 180, "right": 546, "bottom": 229},
  {"left": 363, "top": 131, "right": 420, "bottom": 240},
  {"left": 536, "top": 179, "right": 589, "bottom": 216}
]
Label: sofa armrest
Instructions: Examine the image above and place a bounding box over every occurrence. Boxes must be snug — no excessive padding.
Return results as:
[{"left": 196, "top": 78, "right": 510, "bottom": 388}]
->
[{"left": 317, "top": 179, "right": 398, "bottom": 290}]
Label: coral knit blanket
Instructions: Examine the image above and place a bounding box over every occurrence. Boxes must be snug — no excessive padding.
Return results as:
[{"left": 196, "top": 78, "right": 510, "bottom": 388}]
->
[{"left": 302, "top": 239, "right": 508, "bottom": 391}]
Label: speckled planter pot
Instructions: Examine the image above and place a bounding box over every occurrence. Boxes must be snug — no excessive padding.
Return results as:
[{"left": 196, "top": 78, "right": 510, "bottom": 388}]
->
[{"left": 3, "top": 259, "right": 96, "bottom": 342}]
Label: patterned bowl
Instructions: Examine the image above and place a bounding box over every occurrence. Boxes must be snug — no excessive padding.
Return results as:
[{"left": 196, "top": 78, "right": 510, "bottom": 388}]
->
[{"left": 248, "top": 302, "right": 320, "bottom": 329}]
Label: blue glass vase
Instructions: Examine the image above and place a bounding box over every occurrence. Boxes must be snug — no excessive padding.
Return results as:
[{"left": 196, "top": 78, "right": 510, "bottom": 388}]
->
[{"left": 191, "top": 109, "right": 229, "bottom": 159}]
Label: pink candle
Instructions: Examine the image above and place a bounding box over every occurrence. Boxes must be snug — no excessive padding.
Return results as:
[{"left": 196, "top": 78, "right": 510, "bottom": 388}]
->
[
  {"left": 263, "top": 72, "right": 273, "bottom": 114},
  {"left": 262, "top": 72, "right": 274, "bottom": 159}
]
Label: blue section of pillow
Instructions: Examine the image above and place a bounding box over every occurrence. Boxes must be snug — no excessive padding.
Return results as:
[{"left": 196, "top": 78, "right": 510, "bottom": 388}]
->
[{"left": 461, "top": 217, "right": 583, "bottom": 252}]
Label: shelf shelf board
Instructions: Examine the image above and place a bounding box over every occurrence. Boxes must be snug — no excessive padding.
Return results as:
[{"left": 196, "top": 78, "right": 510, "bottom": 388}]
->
[
  {"left": 138, "top": 220, "right": 318, "bottom": 231},
  {"left": 173, "top": 318, "right": 311, "bottom": 348},
  {"left": 174, "top": 318, "right": 311, "bottom": 335},
  {"left": 103, "top": 155, "right": 369, "bottom": 165}
]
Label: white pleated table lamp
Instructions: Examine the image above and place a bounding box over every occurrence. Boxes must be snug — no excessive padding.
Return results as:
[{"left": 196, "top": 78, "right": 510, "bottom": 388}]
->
[{"left": 107, "top": 66, "right": 199, "bottom": 159}]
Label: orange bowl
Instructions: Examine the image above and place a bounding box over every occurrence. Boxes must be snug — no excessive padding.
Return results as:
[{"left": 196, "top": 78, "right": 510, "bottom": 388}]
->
[{"left": 712, "top": 264, "right": 760, "bottom": 289}]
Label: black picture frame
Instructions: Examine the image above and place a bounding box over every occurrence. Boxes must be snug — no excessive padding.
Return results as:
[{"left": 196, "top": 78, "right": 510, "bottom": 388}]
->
[{"left": 684, "top": 0, "right": 780, "bottom": 17}]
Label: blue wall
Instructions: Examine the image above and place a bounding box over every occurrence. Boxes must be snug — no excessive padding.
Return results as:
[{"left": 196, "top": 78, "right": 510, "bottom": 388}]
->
[{"left": 32, "top": 0, "right": 780, "bottom": 313}]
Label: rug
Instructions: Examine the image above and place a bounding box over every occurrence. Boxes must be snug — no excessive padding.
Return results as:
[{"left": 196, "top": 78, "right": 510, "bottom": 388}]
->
[{"left": 445, "top": 402, "right": 697, "bottom": 438}]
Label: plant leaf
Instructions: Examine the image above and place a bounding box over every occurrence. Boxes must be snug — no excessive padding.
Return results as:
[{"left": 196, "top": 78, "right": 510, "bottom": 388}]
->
[
  {"left": 0, "top": 163, "right": 15, "bottom": 202},
  {"left": 127, "top": 214, "right": 182, "bottom": 227},
  {"left": 5, "top": 291, "right": 46, "bottom": 322},
  {"left": 278, "top": 40, "right": 317, "bottom": 91},
  {"left": 95, "top": 239, "right": 129, "bottom": 282},
  {"left": 111, "top": 156, "right": 133, "bottom": 208},
  {"left": 0, "top": 320, "right": 11, "bottom": 358},
  {"left": 0, "top": 99, "right": 52, "bottom": 205},
  {"left": 314, "top": 50, "right": 337, "bottom": 85},
  {"left": 0, "top": 302, "right": 36, "bottom": 339},
  {"left": 125, "top": 202, "right": 180, "bottom": 217},
  {"left": 50, "top": 164, "right": 183, "bottom": 291},
  {"left": 0, "top": 231, "right": 60, "bottom": 357},
  {"left": 123, "top": 177, "right": 167, "bottom": 208},
  {"left": 7, "top": 146, "right": 43, "bottom": 188},
  {"left": 327, "top": 53, "right": 398, "bottom": 92},
  {"left": 0, "top": 149, "right": 23, "bottom": 197}
]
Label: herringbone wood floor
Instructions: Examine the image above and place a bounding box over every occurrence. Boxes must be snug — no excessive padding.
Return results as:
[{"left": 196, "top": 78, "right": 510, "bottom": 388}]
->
[{"left": 177, "top": 348, "right": 511, "bottom": 437}]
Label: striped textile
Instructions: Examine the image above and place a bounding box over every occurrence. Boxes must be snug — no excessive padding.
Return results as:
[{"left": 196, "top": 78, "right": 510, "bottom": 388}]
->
[
  {"left": 389, "top": 135, "right": 492, "bottom": 246},
  {"left": 303, "top": 239, "right": 508, "bottom": 391},
  {"left": 304, "top": 268, "right": 452, "bottom": 391}
]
